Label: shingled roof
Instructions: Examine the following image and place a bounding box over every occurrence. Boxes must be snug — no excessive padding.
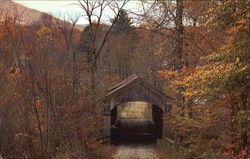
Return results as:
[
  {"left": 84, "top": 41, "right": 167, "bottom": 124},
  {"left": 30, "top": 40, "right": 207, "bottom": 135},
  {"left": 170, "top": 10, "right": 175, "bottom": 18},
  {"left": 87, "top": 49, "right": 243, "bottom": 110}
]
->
[{"left": 103, "top": 74, "right": 172, "bottom": 101}]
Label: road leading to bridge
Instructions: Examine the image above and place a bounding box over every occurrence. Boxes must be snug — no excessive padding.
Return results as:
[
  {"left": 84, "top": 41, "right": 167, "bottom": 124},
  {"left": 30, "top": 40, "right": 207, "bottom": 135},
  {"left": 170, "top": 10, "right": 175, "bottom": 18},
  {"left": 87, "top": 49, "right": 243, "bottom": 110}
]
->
[{"left": 113, "top": 144, "right": 159, "bottom": 159}]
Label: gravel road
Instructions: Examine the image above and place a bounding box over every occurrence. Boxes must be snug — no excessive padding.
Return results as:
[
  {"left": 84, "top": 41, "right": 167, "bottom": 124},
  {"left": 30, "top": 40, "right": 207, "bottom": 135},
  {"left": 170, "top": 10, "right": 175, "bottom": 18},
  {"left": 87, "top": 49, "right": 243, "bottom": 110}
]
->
[{"left": 113, "top": 144, "right": 159, "bottom": 159}]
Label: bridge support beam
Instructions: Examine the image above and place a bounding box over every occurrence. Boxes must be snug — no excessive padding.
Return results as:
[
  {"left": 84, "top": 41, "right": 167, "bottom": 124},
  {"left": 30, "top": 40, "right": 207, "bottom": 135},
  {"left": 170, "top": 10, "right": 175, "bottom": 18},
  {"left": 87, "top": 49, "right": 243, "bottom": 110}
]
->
[
  {"left": 162, "top": 117, "right": 166, "bottom": 139},
  {"left": 103, "top": 113, "right": 111, "bottom": 143}
]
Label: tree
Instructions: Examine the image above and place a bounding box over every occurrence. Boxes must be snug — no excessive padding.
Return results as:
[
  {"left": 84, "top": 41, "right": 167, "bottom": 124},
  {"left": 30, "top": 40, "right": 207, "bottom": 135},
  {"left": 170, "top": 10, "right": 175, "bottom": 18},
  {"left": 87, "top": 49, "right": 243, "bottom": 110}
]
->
[
  {"left": 104, "top": 9, "right": 135, "bottom": 78},
  {"left": 182, "top": 0, "right": 249, "bottom": 157},
  {"left": 56, "top": 16, "right": 80, "bottom": 99},
  {"left": 112, "top": 9, "right": 132, "bottom": 34},
  {"left": 77, "top": 0, "right": 129, "bottom": 97},
  {"left": 79, "top": 23, "right": 105, "bottom": 66},
  {"left": 174, "top": 0, "right": 184, "bottom": 70}
]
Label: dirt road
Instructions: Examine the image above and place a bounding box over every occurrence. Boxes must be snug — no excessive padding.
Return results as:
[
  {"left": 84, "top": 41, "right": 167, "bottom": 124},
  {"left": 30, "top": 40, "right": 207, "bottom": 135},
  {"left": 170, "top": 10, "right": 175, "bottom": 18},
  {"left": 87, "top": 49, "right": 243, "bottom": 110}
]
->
[{"left": 113, "top": 144, "right": 159, "bottom": 159}]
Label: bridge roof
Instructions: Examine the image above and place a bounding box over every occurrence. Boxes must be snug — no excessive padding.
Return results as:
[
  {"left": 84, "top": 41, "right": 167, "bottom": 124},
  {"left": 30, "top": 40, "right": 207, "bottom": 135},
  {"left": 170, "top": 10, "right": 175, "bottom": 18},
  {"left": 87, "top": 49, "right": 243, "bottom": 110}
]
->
[{"left": 103, "top": 74, "right": 172, "bottom": 101}]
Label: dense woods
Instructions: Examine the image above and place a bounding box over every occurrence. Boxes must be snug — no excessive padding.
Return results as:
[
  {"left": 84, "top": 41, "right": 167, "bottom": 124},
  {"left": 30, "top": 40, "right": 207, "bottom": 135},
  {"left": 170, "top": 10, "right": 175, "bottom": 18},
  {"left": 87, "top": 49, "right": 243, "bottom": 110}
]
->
[{"left": 0, "top": 0, "right": 249, "bottom": 159}]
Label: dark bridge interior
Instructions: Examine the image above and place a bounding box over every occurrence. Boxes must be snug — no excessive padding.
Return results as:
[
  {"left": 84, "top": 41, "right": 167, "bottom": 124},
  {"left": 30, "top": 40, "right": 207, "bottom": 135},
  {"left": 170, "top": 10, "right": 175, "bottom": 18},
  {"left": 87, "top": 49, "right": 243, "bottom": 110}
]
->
[{"left": 110, "top": 104, "right": 163, "bottom": 145}]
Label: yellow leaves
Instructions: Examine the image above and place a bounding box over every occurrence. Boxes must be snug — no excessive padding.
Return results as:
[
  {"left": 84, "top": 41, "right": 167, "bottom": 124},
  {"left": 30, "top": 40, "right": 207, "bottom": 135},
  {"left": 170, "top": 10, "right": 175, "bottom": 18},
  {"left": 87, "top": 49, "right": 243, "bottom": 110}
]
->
[
  {"left": 7, "top": 64, "right": 22, "bottom": 81},
  {"left": 37, "top": 25, "right": 51, "bottom": 36},
  {"left": 158, "top": 69, "right": 185, "bottom": 95},
  {"left": 240, "top": 64, "right": 249, "bottom": 72},
  {"left": 182, "top": 52, "right": 248, "bottom": 100},
  {"left": 183, "top": 90, "right": 199, "bottom": 97},
  {"left": 237, "top": 18, "right": 247, "bottom": 25},
  {"left": 169, "top": 105, "right": 217, "bottom": 137},
  {"left": 235, "top": 57, "right": 240, "bottom": 64},
  {"left": 36, "top": 25, "right": 53, "bottom": 41},
  {"left": 158, "top": 70, "right": 178, "bottom": 79},
  {"left": 159, "top": 67, "right": 193, "bottom": 82}
]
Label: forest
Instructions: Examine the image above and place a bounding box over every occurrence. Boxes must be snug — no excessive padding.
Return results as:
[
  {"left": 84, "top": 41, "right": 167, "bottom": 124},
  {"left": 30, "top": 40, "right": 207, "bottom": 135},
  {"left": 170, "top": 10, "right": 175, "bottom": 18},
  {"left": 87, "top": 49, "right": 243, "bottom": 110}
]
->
[{"left": 0, "top": 0, "right": 249, "bottom": 159}]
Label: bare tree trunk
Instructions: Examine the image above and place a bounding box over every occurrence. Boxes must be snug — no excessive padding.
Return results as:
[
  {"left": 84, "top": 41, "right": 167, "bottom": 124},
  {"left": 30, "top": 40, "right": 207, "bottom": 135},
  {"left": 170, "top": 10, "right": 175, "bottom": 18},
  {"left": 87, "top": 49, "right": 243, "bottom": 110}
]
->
[
  {"left": 29, "top": 64, "right": 45, "bottom": 159},
  {"left": 90, "top": 57, "right": 97, "bottom": 104},
  {"left": 175, "top": 0, "right": 184, "bottom": 70},
  {"left": 240, "top": 91, "right": 248, "bottom": 152},
  {"left": 229, "top": 95, "right": 237, "bottom": 154},
  {"left": 56, "top": 16, "right": 79, "bottom": 100},
  {"left": 78, "top": 0, "right": 129, "bottom": 102}
]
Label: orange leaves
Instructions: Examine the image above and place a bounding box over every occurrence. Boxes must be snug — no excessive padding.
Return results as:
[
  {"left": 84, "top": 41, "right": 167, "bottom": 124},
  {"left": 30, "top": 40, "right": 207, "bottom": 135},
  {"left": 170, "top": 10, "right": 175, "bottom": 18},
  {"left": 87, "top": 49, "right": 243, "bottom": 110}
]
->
[
  {"left": 6, "top": 64, "right": 22, "bottom": 81},
  {"left": 159, "top": 67, "right": 194, "bottom": 92},
  {"left": 158, "top": 70, "right": 178, "bottom": 81},
  {"left": 10, "top": 65, "right": 18, "bottom": 74},
  {"left": 236, "top": 148, "right": 249, "bottom": 159},
  {"left": 227, "top": 25, "right": 241, "bottom": 34},
  {"left": 224, "top": 145, "right": 249, "bottom": 159},
  {"left": 36, "top": 25, "right": 54, "bottom": 41},
  {"left": 103, "top": 74, "right": 121, "bottom": 85},
  {"left": 236, "top": 18, "right": 247, "bottom": 25},
  {"left": 85, "top": 139, "right": 102, "bottom": 149}
]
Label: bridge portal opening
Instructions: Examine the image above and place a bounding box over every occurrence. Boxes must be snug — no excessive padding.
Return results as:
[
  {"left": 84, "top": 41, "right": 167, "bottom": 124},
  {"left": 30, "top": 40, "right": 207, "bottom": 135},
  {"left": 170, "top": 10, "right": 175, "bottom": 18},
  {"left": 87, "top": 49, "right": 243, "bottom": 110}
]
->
[{"left": 110, "top": 101, "right": 163, "bottom": 144}]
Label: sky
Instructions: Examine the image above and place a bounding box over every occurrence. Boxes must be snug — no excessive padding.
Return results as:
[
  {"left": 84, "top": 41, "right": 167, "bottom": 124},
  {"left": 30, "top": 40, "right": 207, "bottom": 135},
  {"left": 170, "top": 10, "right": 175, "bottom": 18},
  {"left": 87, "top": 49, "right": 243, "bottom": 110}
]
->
[{"left": 13, "top": 0, "right": 143, "bottom": 24}]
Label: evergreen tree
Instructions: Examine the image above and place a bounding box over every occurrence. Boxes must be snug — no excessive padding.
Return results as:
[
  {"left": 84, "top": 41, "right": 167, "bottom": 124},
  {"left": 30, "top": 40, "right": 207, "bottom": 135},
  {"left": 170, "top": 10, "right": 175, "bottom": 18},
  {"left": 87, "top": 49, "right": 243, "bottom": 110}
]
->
[
  {"left": 111, "top": 9, "right": 132, "bottom": 34},
  {"left": 78, "top": 25, "right": 94, "bottom": 64}
]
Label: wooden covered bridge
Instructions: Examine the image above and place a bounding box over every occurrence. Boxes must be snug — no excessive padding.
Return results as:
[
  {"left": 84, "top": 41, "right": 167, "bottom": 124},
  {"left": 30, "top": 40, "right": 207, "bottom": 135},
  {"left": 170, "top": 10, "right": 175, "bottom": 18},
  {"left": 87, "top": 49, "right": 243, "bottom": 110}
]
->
[{"left": 102, "top": 74, "right": 172, "bottom": 143}]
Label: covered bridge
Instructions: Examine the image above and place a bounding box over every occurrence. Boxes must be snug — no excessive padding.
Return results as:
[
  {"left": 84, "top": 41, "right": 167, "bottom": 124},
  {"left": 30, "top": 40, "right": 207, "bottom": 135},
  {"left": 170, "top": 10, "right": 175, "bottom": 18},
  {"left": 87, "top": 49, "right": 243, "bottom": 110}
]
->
[{"left": 102, "top": 74, "right": 172, "bottom": 143}]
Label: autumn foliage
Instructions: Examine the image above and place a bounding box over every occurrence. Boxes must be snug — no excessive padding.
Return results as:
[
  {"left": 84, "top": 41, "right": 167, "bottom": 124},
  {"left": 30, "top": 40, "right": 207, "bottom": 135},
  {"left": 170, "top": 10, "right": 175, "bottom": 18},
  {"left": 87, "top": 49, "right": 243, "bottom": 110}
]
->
[
  {"left": 0, "top": 0, "right": 249, "bottom": 159},
  {"left": 159, "top": 1, "right": 249, "bottom": 158}
]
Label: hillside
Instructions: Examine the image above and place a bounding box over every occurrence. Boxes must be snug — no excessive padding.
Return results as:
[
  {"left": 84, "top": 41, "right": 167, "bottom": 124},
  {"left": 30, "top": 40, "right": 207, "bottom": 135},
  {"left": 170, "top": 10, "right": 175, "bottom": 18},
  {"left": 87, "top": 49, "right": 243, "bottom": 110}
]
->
[{"left": 0, "top": 0, "right": 84, "bottom": 30}]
